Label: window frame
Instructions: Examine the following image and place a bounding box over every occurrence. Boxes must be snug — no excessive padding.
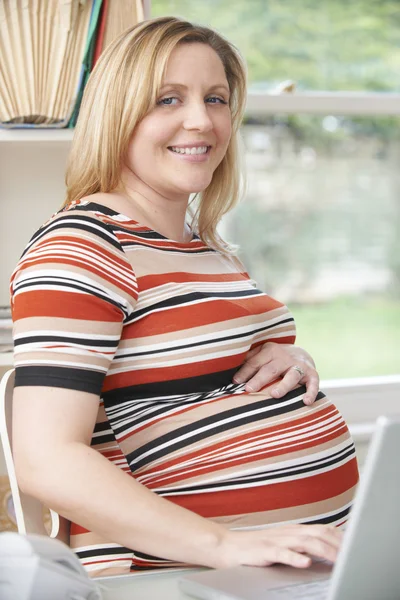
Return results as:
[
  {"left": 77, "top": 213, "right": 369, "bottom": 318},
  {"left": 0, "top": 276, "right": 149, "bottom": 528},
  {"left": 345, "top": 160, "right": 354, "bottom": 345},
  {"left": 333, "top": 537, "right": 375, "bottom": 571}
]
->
[{"left": 246, "top": 91, "right": 400, "bottom": 116}]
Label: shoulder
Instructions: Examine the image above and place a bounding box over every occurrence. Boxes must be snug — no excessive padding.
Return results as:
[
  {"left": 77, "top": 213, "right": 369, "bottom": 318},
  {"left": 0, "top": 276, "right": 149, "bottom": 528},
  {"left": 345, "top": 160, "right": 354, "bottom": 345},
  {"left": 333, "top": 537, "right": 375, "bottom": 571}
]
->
[
  {"left": 23, "top": 200, "right": 123, "bottom": 257},
  {"left": 10, "top": 200, "right": 136, "bottom": 291}
]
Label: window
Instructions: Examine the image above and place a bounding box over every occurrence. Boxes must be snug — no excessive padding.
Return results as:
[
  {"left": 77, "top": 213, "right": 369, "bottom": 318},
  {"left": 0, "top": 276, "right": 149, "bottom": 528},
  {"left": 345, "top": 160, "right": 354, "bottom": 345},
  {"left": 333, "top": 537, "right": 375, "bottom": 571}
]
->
[{"left": 152, "top": 1, "right": 400, "bottom": 380}]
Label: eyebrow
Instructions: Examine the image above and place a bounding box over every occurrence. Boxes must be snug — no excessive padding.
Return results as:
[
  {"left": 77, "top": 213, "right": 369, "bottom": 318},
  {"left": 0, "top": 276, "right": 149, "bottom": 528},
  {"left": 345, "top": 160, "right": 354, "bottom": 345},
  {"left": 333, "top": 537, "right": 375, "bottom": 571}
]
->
[{"left": 160, "top": 82, "right": 230, "bottom": 94}]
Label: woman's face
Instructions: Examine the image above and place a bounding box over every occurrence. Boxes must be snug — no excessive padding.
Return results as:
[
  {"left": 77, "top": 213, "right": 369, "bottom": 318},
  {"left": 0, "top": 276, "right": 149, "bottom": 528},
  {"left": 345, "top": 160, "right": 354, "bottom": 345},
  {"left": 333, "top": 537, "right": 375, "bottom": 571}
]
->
[{"left": 126, "top": 42, "right": 232, "bottom": 200}]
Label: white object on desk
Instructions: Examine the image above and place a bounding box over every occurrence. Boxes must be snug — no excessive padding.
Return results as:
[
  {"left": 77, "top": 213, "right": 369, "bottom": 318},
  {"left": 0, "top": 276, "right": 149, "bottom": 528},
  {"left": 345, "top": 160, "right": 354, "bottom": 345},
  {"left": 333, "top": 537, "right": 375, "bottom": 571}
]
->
[{"left": 0, "top": 532, "right": 102, "bottom": 600}]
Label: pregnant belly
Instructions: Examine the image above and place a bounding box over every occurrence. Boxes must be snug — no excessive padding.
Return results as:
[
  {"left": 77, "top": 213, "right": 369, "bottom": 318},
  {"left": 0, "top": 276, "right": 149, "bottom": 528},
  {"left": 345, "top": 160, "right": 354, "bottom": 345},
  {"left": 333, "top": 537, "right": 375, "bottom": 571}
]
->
[{"left": 128, "top": 385, "right": 360, "bottom": 529}]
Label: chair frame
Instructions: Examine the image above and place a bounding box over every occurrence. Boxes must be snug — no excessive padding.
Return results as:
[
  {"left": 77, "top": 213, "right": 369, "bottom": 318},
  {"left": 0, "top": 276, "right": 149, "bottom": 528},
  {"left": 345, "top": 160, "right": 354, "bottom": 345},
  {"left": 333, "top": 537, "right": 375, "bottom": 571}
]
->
[{"left": 0, "top": 368, "right": 61, "bottom": 538}]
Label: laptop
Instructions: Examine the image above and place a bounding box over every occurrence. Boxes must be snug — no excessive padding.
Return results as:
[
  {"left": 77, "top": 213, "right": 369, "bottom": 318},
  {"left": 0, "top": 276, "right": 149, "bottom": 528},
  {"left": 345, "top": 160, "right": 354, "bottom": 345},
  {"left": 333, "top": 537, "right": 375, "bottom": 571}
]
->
[{"left": 179, "top": 416, "right": 400, "bottom": 600}]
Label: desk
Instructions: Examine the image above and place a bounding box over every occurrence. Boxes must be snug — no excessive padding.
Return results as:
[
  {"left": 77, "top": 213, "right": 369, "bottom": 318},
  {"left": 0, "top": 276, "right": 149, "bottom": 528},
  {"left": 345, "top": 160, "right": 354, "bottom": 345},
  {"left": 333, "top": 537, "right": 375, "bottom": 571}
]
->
[{"left": 100, "top": 569, "right": 201, "bottom": 600}]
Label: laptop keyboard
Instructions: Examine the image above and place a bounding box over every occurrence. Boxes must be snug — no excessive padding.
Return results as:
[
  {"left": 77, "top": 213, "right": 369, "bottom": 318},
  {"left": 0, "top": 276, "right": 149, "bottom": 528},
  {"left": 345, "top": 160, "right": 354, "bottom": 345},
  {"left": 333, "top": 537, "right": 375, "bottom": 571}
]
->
[{"left": 269, "top": 578, "right": 330, "bottom": 599}]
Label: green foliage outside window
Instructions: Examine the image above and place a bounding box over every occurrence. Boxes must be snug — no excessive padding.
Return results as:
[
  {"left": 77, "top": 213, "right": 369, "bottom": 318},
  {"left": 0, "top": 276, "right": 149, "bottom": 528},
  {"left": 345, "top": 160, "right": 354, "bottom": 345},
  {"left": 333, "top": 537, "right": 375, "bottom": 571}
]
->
[{"left": 152, "top": 0, "right": 400, "bottom": 91}]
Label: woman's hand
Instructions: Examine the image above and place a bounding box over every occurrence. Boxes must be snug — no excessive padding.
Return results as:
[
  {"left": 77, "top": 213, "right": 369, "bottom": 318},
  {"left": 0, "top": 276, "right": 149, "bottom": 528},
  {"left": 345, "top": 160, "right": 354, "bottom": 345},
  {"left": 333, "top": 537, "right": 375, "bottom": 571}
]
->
[
  {"left": 216, "top": 524, "right": 342, "bottom": 569},
  {"left": 233, "top": 342, "right": 319, "bottom": 405}
]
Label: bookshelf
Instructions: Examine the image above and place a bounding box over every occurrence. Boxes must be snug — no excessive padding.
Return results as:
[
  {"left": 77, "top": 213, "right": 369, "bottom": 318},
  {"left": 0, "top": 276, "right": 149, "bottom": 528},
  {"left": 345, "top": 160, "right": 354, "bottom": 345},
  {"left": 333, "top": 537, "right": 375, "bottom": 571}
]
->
[
  {"left": 0, "top": 129, "right": 74, "bottom": 143},
  {"left": 0, "top": 132, "right": 72, "bottom": 314},
  {"left": 0, "top": 354, "right": 12, "bottom": 368}
]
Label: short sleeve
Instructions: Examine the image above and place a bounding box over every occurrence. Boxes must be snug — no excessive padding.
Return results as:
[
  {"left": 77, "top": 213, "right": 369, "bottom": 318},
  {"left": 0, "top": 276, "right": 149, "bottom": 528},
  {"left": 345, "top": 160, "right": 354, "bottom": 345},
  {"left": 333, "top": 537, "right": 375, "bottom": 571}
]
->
[{"left": 10, "top": 210, "right": 138, "bottom": 395}]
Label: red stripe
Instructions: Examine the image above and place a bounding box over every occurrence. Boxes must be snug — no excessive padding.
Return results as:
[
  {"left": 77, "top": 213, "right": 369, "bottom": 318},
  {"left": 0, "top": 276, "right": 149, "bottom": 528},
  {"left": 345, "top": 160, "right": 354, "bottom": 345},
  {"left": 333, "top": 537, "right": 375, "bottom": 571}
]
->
[
  {"left": 136, "top": 404, "right": 339, "bottom": 476},
  {"left": 145, "top": 424, "right": 349, "bottom": 488},
  {"left": 13, "top": 290, "right": 124, "bottom": 321},
  {"left": 137, "top": 271, "right": 250, "bottom": 291},
  {"left": 122, "top": 295, "right": 285, "bottom": 338},
  {"left": 168, "top": 459, "right": 359, "bottom": 517}
]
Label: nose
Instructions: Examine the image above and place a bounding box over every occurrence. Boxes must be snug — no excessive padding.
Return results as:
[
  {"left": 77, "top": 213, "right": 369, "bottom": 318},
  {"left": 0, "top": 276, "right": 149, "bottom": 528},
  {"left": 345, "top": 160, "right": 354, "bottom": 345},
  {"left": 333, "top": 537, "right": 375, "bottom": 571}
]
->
[{"left": 183, "top": 100, "right": 213, "bottom": 132}]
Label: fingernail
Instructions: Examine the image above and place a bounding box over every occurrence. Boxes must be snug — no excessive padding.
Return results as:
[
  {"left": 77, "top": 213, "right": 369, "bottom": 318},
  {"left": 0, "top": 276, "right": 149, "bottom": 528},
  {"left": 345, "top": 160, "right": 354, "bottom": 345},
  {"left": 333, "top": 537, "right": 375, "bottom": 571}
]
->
[
  {"left": 245, "top": 384, "right": 255, "bottom": 392},
  {"left": 233, "top": 376, "right": 242, "bottom": 383},
  {"left": 271, "top": 387, "right": 280, "bottom": 396}
]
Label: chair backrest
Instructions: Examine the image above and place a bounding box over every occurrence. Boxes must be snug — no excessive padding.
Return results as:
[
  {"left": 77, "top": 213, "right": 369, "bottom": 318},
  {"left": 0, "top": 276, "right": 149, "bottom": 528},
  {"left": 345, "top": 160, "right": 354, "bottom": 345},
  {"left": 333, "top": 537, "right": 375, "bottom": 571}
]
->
[{"left": 0, "top": 369, "right": 61, "bottom": 538}]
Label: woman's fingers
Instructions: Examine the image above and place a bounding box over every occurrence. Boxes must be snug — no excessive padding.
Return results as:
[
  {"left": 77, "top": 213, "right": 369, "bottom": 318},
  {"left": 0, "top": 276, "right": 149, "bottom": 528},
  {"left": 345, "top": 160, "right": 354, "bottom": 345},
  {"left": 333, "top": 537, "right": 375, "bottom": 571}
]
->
[
  {"left": 265, "top": 526, "right": 342, "bottom": 566},
  {"left": 290, "top": 536, "right": 339, "bottom": 563},
  {"left": 233, "top": 343, "right": 320, "bottom": 404},
  {"left": 242, "top": 361, "right": 283, "bottom": 392},
  {"left": 303, "top": 371, "right": 320, "bottom": 405},
  {"left": 263, "top": 547, "right": 312, "bottom": 569},
  {"left": 269, "top": 366, "right": 304, "bottom": 398},
  {"left": 282, "top": 524, "right": 343, "bottom": 558},
  {"left": 233, "top": 347, "right": 265, "bottom": 386},
  {"left": 221, "top": 524, "right": 343, "bottom": 570}
]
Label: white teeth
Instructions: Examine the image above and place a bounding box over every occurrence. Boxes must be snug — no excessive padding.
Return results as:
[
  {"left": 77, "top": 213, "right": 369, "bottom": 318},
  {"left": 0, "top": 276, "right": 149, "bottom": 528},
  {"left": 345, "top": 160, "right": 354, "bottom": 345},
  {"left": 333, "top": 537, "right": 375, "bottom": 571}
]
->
[{"left": 170, "top": 146, "right": 209, "bottom": 155}]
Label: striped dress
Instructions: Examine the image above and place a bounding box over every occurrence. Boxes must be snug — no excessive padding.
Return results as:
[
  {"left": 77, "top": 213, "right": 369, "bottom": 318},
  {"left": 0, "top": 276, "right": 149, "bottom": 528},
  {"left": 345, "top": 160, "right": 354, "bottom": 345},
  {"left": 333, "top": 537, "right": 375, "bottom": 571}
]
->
[{"left": 10, "top": 200, "right": 359, "bottom": 577}]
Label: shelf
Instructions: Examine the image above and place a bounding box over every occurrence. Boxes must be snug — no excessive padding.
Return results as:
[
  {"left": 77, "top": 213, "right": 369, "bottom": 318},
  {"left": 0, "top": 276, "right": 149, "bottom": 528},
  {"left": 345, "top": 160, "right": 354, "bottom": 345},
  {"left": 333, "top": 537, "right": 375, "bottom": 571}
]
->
[
  {"left": 0, "top": 128, "right": 74, "bottom": 143},
  {"left": 0, "top": 354, "right": 13, "bottom": 367}
]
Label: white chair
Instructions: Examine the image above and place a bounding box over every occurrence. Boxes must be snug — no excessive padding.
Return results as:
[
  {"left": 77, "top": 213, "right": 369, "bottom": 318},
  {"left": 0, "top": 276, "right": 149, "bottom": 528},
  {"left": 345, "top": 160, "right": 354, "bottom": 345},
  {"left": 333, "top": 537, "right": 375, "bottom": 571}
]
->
[{"left": 0, "top": 368, "right": 67, "bottom": 541}]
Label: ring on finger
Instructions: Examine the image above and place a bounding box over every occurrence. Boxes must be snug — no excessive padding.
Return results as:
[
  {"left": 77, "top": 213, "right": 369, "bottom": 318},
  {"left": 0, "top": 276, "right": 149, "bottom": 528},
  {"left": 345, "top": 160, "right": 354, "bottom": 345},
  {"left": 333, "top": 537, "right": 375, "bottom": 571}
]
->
[{"left": 290, "top": 365, "right": 305, "bottom": 378}]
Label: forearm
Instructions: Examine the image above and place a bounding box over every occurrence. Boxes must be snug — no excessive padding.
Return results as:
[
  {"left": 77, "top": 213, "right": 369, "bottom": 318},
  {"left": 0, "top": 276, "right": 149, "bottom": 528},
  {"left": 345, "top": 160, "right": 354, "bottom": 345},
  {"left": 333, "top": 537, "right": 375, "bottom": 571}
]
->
[{"left": 21, "top": 442, "right": 226, "bottom": 567}]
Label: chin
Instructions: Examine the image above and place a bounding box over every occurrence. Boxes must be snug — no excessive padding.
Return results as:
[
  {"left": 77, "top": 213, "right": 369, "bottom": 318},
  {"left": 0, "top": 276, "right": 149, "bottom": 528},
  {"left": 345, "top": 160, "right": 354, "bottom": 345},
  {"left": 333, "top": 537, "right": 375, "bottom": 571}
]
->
[{"left": 182, "top": 178, "right": 214, "bottom": 195}]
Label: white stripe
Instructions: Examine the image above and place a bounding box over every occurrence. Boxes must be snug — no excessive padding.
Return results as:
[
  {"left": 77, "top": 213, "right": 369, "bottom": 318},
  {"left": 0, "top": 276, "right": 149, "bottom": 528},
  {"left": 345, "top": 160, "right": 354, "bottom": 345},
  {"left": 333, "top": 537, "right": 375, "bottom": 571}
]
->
[{"left": 128, "top": 394, "right": 305, "bottom": 465}]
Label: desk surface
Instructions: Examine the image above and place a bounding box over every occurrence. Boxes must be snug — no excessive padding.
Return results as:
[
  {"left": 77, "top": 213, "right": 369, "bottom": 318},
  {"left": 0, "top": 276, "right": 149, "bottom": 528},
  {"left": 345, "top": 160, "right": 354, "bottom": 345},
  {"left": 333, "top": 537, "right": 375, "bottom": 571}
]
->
[{"left": 100, "top": 569, "right": 200, "bottom": 600}]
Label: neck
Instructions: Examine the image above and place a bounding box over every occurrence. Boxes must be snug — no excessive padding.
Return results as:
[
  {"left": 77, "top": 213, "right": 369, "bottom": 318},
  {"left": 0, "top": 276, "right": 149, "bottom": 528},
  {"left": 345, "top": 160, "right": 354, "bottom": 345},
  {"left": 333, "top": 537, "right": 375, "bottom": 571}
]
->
[{"left": 116, "top": 167, "right": 191, "bottom": 242}]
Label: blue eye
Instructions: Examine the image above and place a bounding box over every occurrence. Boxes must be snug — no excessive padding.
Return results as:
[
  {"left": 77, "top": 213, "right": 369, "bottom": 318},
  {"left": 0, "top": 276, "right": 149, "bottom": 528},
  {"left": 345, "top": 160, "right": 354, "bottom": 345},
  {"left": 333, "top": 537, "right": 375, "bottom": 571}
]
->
[
  {"left": 206, "top": 96, "right": 227, "bottom": 104},
  {"left": 158, "top": 97, "right": 179, "bottom": 106}
]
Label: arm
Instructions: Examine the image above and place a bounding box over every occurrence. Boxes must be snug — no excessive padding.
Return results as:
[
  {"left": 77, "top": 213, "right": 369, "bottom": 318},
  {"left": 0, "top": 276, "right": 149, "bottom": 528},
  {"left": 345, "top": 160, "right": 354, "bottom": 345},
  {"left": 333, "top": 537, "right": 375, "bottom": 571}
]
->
[
  {"left": 13, "top": 385, "right": 225, "bottom": 568},
  {"left": 13, "top": 384, "right": 342, "bottom": 569}
]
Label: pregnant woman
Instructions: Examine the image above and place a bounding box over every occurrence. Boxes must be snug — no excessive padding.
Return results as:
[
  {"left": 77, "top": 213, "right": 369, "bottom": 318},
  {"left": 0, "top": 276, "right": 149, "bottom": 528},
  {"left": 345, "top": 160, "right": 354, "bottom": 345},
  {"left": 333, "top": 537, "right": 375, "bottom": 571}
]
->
[{"left": 11, "top": 16, "right": 359, "bottom": 578}]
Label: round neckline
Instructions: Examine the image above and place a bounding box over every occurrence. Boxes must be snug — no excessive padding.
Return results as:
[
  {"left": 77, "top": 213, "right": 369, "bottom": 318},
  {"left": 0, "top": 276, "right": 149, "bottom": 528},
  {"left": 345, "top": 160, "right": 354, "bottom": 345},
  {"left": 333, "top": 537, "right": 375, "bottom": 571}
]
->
[{"left": 73, "top": 200, "right": 200, "bottom": 245}]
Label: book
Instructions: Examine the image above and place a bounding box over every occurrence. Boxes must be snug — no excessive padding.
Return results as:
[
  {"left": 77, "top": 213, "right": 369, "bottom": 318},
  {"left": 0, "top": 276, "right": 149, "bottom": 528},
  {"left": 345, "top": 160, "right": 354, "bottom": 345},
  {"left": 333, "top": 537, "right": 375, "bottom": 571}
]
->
[
  {"left": 0, "top": 0, "right": 145, "bottom": 129},
  {"left": 101, "top": 0, "right": 145, "bottom": 53},
  {"left": 92, "top": 0, "right": 109, "bottom": 68},
  {"left": 0, "top": 0, "right": 94, "bottom": 128},
  {"left": 68, "top": 0, "right": 104, "bottom": 128}
]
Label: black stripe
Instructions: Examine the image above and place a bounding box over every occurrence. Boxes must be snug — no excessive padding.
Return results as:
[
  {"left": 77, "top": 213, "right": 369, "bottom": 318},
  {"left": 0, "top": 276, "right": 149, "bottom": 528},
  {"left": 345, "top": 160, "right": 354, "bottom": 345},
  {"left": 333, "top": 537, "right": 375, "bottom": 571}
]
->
[
  {"left": 130, "top": 289, "right": 262, "bottom": 321},
  {"left": 109, "top": 383, "right": 320, "bottom": 433},
  {"left": 305, "top": 505, "right": 352, "bottom": 525},
  {"left": 14, "top": 366, "right": 105, "bottom": 394},
  {"left": 93, "top": 421, "right": 113, "bottom": 433},
  {"left": 121, "top": 230, "right": 173, "bottom": 240},
  {"left": 91, "top": 433, "right": 116, "bottom": 445},
  {"left": 14, "top": 335, "right": 118, "bottom": 348},
  {"left": 76, "top": 546, "right": 133, "bottom": 559},
  {"left": 80, "top": 202, "right": 201, "bottom": 243},
  {"left": 77, "top": 202, "right": 121, "bottom": 217},
  {"left": 102, "top": 369, "right": 242, "bottom": 404},
  {"left": 118, "top": 318, "right": 294, "bottom": 359},
  {"left": 107, "top": 384, "right": 244, "bottom": 434},
  {"left": 127, "top": 387, "right": 319, "bottom": 470},
  {"left": 157, "top": 447, "right": 356, "bottom": 494},
  {"left": 23, "top": 214, "right": 122, "bottom": 254},
  {"left": 121, "top": 241, "right": 212, "bottom": 253},
  {"left": 232, "top": 443, "right": 356, "bottom": 482}
]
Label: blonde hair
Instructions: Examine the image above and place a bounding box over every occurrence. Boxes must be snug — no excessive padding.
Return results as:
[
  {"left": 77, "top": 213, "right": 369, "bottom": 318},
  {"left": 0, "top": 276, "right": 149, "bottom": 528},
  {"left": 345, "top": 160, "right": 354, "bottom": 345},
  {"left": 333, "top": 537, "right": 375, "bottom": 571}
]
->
[{"left": 64, "top": 16, "right": 247, "bottom": 251}]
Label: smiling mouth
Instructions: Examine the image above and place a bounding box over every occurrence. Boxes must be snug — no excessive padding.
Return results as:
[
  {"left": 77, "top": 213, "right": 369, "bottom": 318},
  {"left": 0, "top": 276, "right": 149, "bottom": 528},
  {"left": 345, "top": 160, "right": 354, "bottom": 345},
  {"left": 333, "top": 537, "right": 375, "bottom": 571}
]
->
[{"left": 167, "top": 146, "right": 211, "bottom": 155}]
